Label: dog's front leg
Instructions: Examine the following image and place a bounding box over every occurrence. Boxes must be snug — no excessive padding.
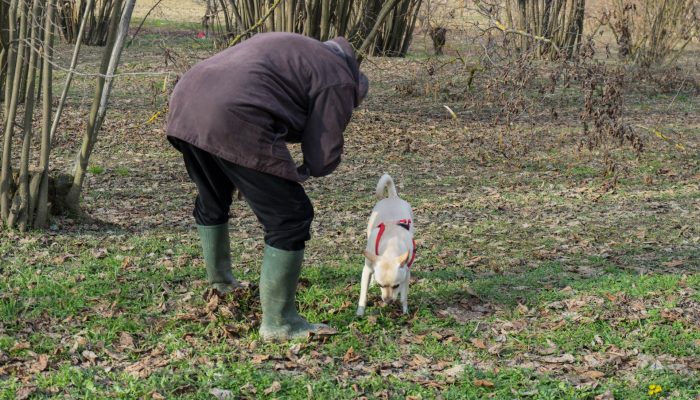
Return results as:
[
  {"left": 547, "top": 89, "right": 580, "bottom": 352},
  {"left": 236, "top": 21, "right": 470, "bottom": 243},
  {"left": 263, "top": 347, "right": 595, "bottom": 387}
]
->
[
  {"left": 357, "top": 262, "right": 373, "bottom": 316},
  {"left": 400, "top": 270, "right": 410, "bottom": 314}
]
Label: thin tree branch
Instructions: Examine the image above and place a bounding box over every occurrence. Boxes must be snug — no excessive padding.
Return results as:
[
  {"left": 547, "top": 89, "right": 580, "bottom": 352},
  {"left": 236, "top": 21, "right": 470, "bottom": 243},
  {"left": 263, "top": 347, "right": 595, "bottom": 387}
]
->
[
  {"left": 227, "top": 0, "right": 283, "bottom": 47},
  {"left": 126, "top": 0, "right": 165, "bottom": 48}
]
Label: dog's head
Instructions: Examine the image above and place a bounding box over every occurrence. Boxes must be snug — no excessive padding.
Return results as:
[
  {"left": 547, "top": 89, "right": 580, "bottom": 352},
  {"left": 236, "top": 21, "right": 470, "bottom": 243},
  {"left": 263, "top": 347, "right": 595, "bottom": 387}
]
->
[{"left": 364, "top": 250, "right": 410, "bottom": 303}]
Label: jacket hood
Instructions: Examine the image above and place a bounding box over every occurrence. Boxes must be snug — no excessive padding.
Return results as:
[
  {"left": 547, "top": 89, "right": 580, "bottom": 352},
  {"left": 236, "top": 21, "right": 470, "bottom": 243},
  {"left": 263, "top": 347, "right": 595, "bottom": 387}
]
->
[{"left": 324, "top": 37, "right": 364, "bottom": 106}]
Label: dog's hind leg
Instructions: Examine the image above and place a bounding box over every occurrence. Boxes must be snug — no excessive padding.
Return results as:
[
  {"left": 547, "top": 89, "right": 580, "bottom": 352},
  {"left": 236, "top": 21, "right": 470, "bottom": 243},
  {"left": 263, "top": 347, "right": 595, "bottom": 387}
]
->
[
  {"left": 400, "top": 270, "right": 410, "bottom": 314},
  {"left": 357, "top": 263, "right": 373, "bottom": 316}
]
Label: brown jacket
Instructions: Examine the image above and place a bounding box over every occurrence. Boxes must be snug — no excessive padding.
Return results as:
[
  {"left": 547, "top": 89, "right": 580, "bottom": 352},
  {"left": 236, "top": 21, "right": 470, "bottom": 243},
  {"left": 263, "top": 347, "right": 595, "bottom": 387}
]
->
[{"left": 166, "top": 32, "right": 362, "bottom": 182}]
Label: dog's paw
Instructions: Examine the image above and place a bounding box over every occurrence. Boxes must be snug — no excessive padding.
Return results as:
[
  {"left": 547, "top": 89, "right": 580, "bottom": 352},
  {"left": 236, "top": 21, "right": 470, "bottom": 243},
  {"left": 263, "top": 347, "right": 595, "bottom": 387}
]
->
[{"left": 356, "top": 306, "right": 366, "bottom": 317}]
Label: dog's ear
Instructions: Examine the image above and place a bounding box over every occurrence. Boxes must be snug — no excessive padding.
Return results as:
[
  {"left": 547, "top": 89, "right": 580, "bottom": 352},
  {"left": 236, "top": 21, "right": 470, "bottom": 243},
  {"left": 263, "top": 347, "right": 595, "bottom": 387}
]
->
[
  {"left": 364, "top": 250, "right": 378, "bottom": 263},
  {"left": 397, "top": 251, "right": 410, "bottom": 267}
]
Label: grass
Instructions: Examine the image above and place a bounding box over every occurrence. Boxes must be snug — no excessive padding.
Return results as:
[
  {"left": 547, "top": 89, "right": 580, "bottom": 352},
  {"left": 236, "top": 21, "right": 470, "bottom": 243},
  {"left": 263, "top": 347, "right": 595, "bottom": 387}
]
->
[
  {"left": 115, "top": 167, "right": 130, "bottom": 177},
  {"left": 1, "top": 14, "right": 699, "bottom": 400},
  {"left": 88, "top": 165, "right": 105, "bottom": 175}
]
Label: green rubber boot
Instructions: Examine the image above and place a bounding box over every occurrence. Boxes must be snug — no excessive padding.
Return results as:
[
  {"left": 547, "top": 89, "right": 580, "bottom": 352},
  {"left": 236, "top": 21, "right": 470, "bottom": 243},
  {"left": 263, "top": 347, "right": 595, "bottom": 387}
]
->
[
  {"left": 197, "top": 223, "right": 240, "bottom": 294},
  {"left": 259, "top": 245, "right": 328, "bottom": 341}
]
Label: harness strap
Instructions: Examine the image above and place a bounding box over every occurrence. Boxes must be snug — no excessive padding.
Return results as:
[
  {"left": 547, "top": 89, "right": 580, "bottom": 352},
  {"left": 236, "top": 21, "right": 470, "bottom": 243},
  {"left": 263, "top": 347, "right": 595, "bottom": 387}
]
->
[
  {"left": 374, "top": 220, "right": 416, "bottom": 268},
  {"left": 375, "top": 222, "right": 386, "bottom": 256}
]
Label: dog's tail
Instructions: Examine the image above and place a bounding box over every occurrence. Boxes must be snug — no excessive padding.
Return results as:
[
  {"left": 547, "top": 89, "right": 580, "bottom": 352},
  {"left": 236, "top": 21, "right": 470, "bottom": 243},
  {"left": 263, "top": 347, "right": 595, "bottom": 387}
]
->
[{"left": 376, "top": 174, "right": 398, "bottom": 199}]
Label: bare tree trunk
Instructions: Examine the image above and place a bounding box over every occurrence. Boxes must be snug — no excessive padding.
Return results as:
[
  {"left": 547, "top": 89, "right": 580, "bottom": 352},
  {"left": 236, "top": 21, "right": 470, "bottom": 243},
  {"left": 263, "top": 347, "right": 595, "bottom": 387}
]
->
[
  {"left": 357, "top": 0, "right": 402, "bottom": 63},
  {"left": 400, "top": 0, "right": 422, "bottom": 55},
  {"left": 2, "top": 0, "right": 18, "bottom": 119},
  {"left": 212, "top": 0, "right": 420, "bottom": 56},
  {"left": 351, "top": 0, "right": 382, "bottom": 49},
  {"left": 0, "top": 1, "right": 8, "bottom": 102},
  {"left": 58, "top": 0, "right": 121, "bottom": 46},
  {"left": 10, "top": 0, "right": 42, "bottom": 231},
  {"left": 33, "top": 0, "right": 55, "bottom": 229},
  {"left": 320, "top": 0, "right": 331, "bottom": 40},
  {"left": 495, "top": 0, "right": 586, "bottom": 59},
  {"left": 66, "top": 0, "right": 135, "bottom": 213},
  {"left": 1, "top": 0, "right": 26, "bottom": 222}
]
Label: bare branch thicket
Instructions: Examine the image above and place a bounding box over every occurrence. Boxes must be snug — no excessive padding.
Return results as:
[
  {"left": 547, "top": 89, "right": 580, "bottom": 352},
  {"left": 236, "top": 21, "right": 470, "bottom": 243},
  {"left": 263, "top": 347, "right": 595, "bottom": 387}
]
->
[
  {"left": 0, "top": 0, "right": 135, "bottom": 231},
  {"left": 202, "top": 0, "right": 422, "bottom": 57},
  {"left": 57, "top": 0, "right": 124, "bottom": 46},
  {"left": 394, "top": 8, "right": 647, "bottom": 162},
  {"left": 480, "top": 29, "right": 643, "bottom": 156},
  {"left": 600, "top": 0, "right": 699, "bottom": 67},
  {"left": 474, "top": 0, "right": 586, "bottom": 60}
]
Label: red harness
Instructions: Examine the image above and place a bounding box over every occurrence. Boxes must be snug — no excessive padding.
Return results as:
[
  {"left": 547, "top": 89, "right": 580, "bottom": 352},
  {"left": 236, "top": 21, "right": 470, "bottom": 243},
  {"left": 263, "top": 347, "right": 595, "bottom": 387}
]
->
[{"left": 374, "top": 219, "right": 416, "bottom": 268}]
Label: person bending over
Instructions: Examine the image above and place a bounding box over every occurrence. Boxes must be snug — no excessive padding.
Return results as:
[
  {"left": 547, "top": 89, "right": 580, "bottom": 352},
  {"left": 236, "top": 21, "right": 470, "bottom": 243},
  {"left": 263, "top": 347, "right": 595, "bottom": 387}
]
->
[{"left": 166, "top": 32, "right": 368, "bottom": 341}]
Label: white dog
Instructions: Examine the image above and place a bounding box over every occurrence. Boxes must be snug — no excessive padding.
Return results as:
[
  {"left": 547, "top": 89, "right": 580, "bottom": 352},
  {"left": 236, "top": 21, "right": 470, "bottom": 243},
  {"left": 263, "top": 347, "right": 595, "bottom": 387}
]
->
[{"left": 357, "top": 174, "right": 416, "bottom": 316}]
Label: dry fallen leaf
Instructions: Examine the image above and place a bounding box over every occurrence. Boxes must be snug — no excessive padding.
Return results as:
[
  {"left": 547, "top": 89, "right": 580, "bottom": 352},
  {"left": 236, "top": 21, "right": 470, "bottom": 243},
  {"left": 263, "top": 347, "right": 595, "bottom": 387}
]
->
[
  {"left": 660, "top": 308, "right": 683, "bottom": 321},
  {"left": 264, "top": 381, "right": 282, "bottom": 395},
  {"left": 251, "top": 354, "right": 270, "bottom": 364},
  {"left": 206, "top": 293, "right": 220, "bottom": 313},
  {"left": 52, "top": 254, "right": 73, "bottom": 265},
  {"left": 661, "top": 260, "right": 684, "bottom": 268},
  {"left": 82, "top": 350, "right": 98, "bottom": 364},
  {"left": 209, "top": 388, "right": 234, "bottom": 399},
  {"left": 410, "top": 354, "right": 431, "bottom": 368},
  {"left": 150, "top": 391, "right": 166, "bottom": 400},
  {"left": 541, "top": 353, "right": 575, "bottom": 363},
  {"left": 92, "top": 248, "right": 109, "bottom": 259},
  {"left": 308, "top": 326, "right": 338, "bottom": 339},
  {"left": 473, "top": 379, "right": 495, "bottom": 388},
  {"left": 594, "top": 390, "right": 615, "bottom": 400},
  {"left": 581, "top": 370, "right": 605, "bottom": 379},
  {"left": 120, "top": 256, "right": 133, "bottom": 270},
  {"left": 119, "top": 332, "right": 135, "bottom": 348},
  {"left": 31, "top": 354, "right": 49, "bottom": 373},
  {"left": 15, "top": 385, "right": 37, "bottom": 400},
  {"left": 124, "top": 355, "right": 169, "bottom": 378},
  {"left": 239, "top": 383, "right": 257, "bottom": 394},
  {"left": 487, "top": 343, "right": 504, "bottom": 355},
  {"left": 604, "top": 293, "right": 618, "bottom": 303},
  {"left": 10, "top": 342, "right": 31, "bottom": 352},
  {"left": 470, "top": 338, "right": 488, "bottom": 349},
  {"left": 343, "top": 347, "right": 361, "bottom": 363}
]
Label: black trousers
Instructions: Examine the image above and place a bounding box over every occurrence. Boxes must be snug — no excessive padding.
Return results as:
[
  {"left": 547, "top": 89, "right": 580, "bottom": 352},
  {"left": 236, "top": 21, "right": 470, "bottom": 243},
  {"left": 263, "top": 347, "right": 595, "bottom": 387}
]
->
[{"left": 169, "top": 138, "right": 313, "bottom": 251}]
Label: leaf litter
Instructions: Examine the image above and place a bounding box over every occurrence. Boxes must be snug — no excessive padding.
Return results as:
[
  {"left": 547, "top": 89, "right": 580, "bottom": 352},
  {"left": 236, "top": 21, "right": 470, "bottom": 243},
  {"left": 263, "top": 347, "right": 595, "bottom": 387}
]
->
[{"left": 1, "top": 34, "right": 699, "bottom": 397}]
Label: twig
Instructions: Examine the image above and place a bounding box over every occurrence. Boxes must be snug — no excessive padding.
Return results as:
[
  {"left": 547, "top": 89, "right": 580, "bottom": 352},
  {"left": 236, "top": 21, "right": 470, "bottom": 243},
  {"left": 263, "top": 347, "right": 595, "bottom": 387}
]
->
[
  {"left": 126, "top": 0, "right": 166, "bottom": 48},
  {"left": 488, "top": 18, "right": 562, "bottom": 56},
  {"left": 665, "top": 79, "right": 688, "bottom": 111}
]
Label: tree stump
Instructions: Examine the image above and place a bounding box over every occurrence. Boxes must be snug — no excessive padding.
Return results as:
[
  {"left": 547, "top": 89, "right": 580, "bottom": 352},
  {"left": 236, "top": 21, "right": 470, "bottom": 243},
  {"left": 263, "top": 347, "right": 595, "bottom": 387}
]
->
[{"left": 429, "top": 26, "right": 447, "bottom": 55}]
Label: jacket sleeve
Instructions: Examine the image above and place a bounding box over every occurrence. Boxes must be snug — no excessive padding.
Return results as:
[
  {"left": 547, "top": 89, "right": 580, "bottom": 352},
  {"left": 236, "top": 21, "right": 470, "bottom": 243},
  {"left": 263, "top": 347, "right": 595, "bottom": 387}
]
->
[{"left": 300, "top": 84, "right": 356, "bottom": 178}]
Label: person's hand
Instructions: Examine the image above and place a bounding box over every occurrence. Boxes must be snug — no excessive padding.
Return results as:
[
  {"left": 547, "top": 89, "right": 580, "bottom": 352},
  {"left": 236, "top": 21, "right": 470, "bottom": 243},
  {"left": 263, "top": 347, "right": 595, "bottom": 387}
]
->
[{"left": 297, "top": 164, "right": 310, "bottom": 182}]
